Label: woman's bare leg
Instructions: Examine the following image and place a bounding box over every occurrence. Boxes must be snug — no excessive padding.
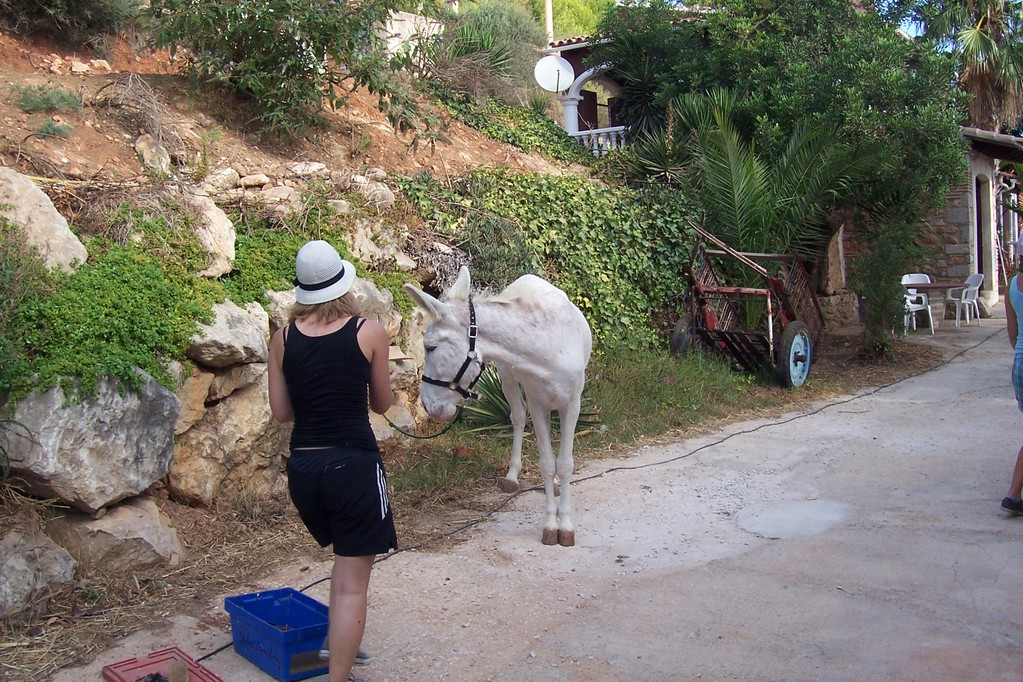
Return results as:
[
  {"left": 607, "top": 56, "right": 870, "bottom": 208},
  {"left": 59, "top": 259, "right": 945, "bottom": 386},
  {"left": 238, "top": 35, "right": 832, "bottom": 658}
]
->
[
  {"left": 1008, "top": 444, "right": 1023, "bottom": 500},
  {"left": 327, "top": 555, "right": 375, "bottom": 682}
]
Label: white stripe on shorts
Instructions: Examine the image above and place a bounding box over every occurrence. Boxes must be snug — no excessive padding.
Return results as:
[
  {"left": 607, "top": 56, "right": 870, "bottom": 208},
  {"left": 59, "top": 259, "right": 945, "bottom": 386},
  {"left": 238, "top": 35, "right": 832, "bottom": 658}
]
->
[{"left": 376, "top": 464, "right": 389, "bottom": 520}]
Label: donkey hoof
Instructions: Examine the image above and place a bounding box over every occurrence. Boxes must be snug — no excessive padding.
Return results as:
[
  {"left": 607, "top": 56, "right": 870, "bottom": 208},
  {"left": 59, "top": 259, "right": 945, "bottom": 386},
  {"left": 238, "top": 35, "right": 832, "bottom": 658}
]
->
[
  {"left": 541, "top": 528, "right": 559, "bottom": 545},
  {"left": 498, "top": 478, "right": 519, "bottom": 494},
  {"left": 558, "top": 530, "right": 575, "bottom": 547}
]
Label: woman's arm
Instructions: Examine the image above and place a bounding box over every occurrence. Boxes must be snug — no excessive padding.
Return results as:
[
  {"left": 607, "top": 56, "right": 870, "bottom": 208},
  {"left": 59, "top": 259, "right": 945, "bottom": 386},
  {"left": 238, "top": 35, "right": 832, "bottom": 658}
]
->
[
  {"left": 268, "top": 327, "right": 294, "bottom": 423},
  {"left": 1008, "top": 302, "right": 1018, "bottom": 351},
  {"left": 358, "top": 319, "right": 397, "bottom": 415},
  {"left": 1008, "top": 284, "right": 1019, "bottom": 351}
]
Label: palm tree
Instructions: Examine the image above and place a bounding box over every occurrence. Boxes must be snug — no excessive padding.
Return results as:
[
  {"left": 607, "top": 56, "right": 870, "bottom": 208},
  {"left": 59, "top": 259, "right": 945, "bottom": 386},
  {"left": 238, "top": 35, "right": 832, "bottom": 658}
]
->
[
  {"left": 909, "top": 0, "right": 1023, "bottom": 131},
  {"left": 640, "top": 88, "right": 875, "bottom": 259}
]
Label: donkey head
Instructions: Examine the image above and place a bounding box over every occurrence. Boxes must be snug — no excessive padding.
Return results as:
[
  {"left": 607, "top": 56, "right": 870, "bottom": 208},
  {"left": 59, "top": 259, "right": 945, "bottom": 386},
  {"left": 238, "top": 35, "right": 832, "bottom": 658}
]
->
[{"left": 404, "top": 267, "right": 482, "bottom": 422}]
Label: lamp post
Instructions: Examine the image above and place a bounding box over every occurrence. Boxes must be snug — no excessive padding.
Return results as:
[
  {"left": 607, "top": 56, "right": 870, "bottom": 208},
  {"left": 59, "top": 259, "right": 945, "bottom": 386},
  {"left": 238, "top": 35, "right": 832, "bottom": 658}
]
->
[{"left": 544, "top": 0, "right": 554, "bottom": 43}]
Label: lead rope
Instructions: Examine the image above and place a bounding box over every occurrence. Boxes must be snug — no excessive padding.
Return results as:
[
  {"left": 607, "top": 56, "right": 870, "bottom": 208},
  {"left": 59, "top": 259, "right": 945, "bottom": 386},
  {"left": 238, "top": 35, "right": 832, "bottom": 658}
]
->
[{"left": 383, "top": 407, "right": 464, "bottom": 439}]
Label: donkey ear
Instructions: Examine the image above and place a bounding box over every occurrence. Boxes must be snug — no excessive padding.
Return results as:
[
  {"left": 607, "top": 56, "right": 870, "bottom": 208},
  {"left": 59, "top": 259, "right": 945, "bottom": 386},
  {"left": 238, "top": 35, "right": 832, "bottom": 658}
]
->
[
  {"left": 444, "top": 266, "right": 471, "bottom": 301},
  {"left": 404, "top": 283, "right": 444, "bottom": 320}
]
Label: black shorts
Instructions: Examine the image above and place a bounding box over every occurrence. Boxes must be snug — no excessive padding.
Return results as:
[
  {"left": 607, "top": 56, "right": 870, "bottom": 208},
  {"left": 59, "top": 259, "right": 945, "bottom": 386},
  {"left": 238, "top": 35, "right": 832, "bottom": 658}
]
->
[{"left": 286, "top": 447, "right": 398, "bottom": 557}]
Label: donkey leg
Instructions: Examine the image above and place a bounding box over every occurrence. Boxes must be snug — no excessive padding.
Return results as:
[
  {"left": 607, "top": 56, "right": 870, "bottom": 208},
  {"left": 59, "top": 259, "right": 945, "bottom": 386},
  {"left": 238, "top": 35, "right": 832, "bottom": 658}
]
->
[
  {"left": 526, "top": 399, "right": 559, "bottom": 545},
  {"left": 498, "top": 369, "right": 527, "bottom": 493},
  {"left": 555, "top": 397, "right": 582, "bottom": 547}
]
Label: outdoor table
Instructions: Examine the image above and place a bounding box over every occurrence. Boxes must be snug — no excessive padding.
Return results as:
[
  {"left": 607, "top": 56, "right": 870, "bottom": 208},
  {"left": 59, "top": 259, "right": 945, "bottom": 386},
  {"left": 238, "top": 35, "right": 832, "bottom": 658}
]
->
[
  {"left": 905, "top": 280, "right": 966, "bottom": 293},
  {"left": 903, "top": 280, "right": 967, "bottom": 325}
]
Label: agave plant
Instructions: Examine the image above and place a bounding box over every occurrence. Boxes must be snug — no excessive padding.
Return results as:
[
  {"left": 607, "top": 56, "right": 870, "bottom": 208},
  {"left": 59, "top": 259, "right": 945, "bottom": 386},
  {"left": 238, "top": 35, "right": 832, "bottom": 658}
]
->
[{"left": 460, "top": 367, "right": 600, "bottom": 435}]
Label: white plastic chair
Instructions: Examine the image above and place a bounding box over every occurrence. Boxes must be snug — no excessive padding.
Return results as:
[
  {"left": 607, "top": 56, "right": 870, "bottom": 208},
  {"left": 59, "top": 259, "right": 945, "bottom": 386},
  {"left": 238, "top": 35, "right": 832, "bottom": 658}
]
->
[
  {"left": 947, "top": 273, "right": 984, "bottom": 327},
  {"left": 902, "top": 273, "right": 934, "bottom": 335}
]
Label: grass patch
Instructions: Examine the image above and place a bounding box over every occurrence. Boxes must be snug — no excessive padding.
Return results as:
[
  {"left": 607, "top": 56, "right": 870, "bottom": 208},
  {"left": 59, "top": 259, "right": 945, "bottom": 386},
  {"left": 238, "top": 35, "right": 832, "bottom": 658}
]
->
[
  {"left": 383, "top": 344, "right": 829, "bottom": 495},
  {"left": 10, "top": 84, "right": 80, "bottom": 113},
  {"left": 35, "top": 120, "right": 73, "bottom": 138}
]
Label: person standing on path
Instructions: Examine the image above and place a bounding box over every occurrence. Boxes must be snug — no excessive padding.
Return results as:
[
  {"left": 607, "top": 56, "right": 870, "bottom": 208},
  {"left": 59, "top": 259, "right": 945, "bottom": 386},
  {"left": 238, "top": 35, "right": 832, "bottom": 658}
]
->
[
  {"left": 268, "top": 240, "right": 399, "bottom": 682},
  {"left": 1001, "top": 269, "right": 1023, "bottom": 515}
]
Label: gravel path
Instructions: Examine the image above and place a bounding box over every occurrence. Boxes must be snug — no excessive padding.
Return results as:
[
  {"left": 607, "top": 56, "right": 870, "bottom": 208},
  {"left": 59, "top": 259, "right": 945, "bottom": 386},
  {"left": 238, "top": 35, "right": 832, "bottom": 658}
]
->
[{"left": 56, "top": 316, "right": 1023, "bottom": 682}]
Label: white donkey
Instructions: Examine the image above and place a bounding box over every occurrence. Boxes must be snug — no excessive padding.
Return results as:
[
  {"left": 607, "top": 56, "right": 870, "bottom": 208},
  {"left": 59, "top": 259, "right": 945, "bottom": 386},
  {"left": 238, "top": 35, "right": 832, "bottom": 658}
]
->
[{"left": 405, "top": 267, "right": 592, "bottom": 547}]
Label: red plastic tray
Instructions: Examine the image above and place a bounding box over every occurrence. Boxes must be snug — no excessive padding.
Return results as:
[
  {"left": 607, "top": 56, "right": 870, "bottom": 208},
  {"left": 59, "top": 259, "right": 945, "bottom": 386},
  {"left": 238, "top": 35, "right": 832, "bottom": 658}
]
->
[{"left": 101, "top": 645, "right": 224, "bottom": 682}]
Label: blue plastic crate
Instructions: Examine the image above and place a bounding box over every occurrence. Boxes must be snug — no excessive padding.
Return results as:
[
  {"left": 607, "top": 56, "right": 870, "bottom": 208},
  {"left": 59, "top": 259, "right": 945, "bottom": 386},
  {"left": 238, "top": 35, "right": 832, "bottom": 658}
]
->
[{"left": 224, "top": 588, "right": 329, "bottom": 682}]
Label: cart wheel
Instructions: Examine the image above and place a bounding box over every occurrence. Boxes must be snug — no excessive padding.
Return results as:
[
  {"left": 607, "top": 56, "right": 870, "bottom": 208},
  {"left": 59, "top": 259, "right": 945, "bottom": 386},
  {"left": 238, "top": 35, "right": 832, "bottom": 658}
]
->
[
  {"left": 671, "top": 317, "right": 704, "bottom": 356},
  {"left": 777, "top": 321, "right": 812, "bottom": 388},
  {"left": 671, "top": 317, "right": 693, "bottom": 355}
]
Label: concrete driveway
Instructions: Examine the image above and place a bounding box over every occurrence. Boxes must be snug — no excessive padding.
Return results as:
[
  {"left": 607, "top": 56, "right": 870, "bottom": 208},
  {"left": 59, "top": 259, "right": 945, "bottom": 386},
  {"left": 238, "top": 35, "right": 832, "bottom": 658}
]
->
[{"left": 56, "top": 310, "right": 1023, "bottom": 682}]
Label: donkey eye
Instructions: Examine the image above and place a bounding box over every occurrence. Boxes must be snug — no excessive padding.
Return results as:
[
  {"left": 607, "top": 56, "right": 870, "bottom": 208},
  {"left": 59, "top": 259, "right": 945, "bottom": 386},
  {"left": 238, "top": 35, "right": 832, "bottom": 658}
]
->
[{"left": 425, "top": 345, "right": 437, "bottom": 353}]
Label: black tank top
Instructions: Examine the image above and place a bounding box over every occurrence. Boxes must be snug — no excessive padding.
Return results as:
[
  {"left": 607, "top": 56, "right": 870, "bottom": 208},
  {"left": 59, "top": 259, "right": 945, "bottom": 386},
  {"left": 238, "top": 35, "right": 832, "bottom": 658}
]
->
[{"left": 282, "top": 316, "right": 378, "bottom": 451}]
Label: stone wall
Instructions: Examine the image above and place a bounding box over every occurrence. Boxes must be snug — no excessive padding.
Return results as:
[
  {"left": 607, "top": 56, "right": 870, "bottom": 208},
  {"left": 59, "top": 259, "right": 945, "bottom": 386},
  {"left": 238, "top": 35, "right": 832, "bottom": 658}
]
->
[{"left": 842, "top": 167, "right": 974, "bottom": 283}]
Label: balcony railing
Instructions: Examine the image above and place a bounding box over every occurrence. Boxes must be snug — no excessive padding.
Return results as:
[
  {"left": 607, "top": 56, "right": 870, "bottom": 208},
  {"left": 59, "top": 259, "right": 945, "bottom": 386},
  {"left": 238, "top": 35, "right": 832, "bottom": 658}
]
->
[{"left": 570, "top": 126, "right": 627, "bottom": 157}]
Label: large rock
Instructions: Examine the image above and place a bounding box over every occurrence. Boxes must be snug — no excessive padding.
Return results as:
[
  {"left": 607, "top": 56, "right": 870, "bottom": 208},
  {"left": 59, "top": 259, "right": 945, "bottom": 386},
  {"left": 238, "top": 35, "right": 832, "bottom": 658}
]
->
[
  {"left": 134, "top": 134, "right": 172, "bottom": 176},
  {"left": 202, "top": 166, "right": 241, "bottom": 195},
  {"left": 253, "top": 184, "right": 304, "bottom": 225},
  {"left": 6, "top": 372, "right": 179, "bottom": 514},
  {"left": 370, "top": 400, "right": 417, "bottom": 442},
  {"left": 169, "top": 370, "right": 289, "bottom": 506},
  {"left": 817, "top": 292, "right": 862, "bottom": 331},
  {"left": 350, "top": 277, "right": 402, "bottom": 338},
  {"left": 351, "top": 174, "right": 396, "bottom": 208},
  {"left": 187, "top": 300, "right": 269, "bottom": 369},
  {"left": 352, "top": 218, "right": 416, "bottom": 271},
  {"left": 401, "top": 306, "right": 429, "bottom": 369},
  {"left": 264, "top": 289, "right": 295, "bottom": 336},
  {"left": 176, "top": 185, "right": 236, "bottom": 278},
  {"left": 174, "top": 366, "right": 215, "bottom": 436},
  {"left": 0, "top": 530, "right": 76, "bottom": 618},
  {"left": 0, "top": 167, "right": 87, "bottom": 272},
  {"left": 45, "top": 496, "right": 183, "bottom": 573},
  {"left": 209, "top": 362, "right": 266, "bottom": 402}
]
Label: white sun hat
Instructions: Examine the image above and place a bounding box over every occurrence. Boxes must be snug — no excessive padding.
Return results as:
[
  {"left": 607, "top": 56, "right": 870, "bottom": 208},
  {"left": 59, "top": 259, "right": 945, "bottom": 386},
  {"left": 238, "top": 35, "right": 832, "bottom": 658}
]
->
[{"left": 294, "top": 240, "right": 356, "bottom": 305}]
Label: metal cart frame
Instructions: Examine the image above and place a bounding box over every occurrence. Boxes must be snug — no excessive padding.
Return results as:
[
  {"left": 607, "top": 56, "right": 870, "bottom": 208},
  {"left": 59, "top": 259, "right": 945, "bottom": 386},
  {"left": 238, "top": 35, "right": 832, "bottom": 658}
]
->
[{"left": 672, "top": 224, "right": 826, "bottom": 387}]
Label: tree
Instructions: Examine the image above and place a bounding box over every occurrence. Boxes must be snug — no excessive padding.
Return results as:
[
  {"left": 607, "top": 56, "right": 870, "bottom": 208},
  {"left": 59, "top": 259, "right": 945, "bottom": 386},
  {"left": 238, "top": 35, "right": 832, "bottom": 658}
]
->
[
  {"left": 521, "top": 0, "right": 612, "bottom": 40},
  {"left": 591, "top": 0, "right": 969, "bottom": 351},
  {"left": 664, "top": 89, "right": 877, "bottom": 259},
  {"left": 592, "top": 0, "right": 967, "bottom": 219},
  {"left": 151, "top": 0, "right": 424, "bottom": 138},
  {"left": 894, "top": 0, "right": 1023, "bottom": 131}
]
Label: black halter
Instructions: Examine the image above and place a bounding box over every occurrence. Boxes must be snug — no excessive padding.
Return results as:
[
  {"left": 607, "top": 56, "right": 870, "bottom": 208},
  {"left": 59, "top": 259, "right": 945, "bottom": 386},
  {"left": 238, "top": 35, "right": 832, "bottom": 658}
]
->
[{"left": 421, "top": 300, "right": 486, "bottom": 400}]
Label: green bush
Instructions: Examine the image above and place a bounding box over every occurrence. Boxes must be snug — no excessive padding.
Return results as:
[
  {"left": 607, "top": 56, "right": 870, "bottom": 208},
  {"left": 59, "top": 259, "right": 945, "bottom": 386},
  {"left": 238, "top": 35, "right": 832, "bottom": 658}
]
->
[
  {"left": 0, "top": 214, "right": 51, "bottom": 403},
  {"left": 9, "top": 84, "right": 81, "bottom": 114},
  {"left": 152, "top": 0, "right": 424, "bottom": 138},
  {"left": 400, "top": 169, "right": 696, "bottom": 348},
  {"left": 2, "top": 201, "right": 224, "bottom": 404},
  {"left": 452, "top": 3, "right": 547, "bottom": 85},
  {"left": 394, "top": 2, "right": 546, "bottom": 106},
  {"left": 0, "top": 0, "right": 138, "bottom": 42},
  {"left": 848, "top": 214, "right": 929, "bottom": 356},
  {"left": 35, "top": 121, "right": 73, "bottom": 139},
  {"left": 435, "top": 92, "right": 593, "bottom": 163},
  {"left": 8, "top": 244, "right": 214, "bottom": 402}
]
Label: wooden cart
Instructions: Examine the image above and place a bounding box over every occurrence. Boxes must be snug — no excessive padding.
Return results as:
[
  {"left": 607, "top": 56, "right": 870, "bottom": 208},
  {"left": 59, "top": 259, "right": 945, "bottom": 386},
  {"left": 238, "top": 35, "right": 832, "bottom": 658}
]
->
[{"left": 671, "top": 224, "right": 825, "bottom": 388}]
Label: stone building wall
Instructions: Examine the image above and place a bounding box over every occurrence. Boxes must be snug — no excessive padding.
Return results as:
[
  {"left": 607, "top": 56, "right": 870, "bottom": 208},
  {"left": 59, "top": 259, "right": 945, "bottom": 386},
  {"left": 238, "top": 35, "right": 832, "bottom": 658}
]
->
[{"left": 842, "top": 166, "right": 975, "bottom": 283}]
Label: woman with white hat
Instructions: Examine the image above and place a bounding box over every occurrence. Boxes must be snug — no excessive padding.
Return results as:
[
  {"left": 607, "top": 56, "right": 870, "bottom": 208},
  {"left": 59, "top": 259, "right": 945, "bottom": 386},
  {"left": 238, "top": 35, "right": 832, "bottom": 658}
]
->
[{"left": 268, "top": 240, "right": 398, "bottom": 682}]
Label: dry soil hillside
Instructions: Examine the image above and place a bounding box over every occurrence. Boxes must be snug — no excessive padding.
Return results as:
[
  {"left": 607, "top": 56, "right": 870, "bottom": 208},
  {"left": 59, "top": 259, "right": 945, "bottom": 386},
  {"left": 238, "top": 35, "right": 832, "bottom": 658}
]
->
[{"left": 0, "top": 31, "right": 577, "bottom": 188}]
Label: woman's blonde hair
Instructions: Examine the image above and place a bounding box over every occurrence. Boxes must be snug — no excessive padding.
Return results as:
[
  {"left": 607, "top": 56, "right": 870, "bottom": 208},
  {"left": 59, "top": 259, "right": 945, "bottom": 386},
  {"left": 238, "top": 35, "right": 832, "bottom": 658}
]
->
[{"left": 289, "top": 292, "right": 358, "bottom": 324}]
